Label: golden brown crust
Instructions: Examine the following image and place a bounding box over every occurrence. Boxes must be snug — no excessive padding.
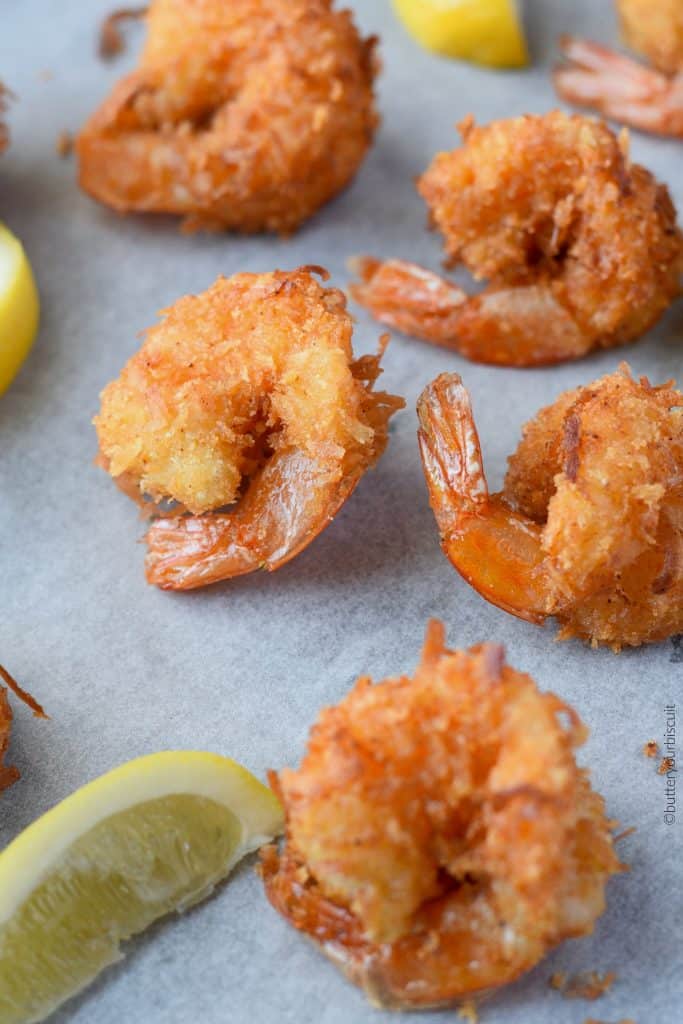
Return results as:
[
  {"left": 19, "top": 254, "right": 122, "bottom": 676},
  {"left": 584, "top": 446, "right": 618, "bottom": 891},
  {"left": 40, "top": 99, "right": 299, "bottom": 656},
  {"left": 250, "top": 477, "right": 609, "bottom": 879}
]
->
[
  {"left": 262, "top": 622, "right": 622, "bottom": 1009},
  {"left": 618, "top": 0, "right": 683, "bottom": 73},
  {"left": 505, "top": 366, "right": 683, "bottom": 648},
  {"left": 78, "top": 0, "right": 379, "bottom": 233}
]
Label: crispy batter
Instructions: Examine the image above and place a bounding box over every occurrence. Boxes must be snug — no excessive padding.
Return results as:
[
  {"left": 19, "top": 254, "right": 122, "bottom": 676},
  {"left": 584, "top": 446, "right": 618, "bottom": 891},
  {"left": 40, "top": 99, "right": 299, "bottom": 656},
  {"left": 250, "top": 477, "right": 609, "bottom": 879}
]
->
[
  {"left": 618, "top": 0, "right": 683, "bottom": 74},
  {"left": 95, "top": 267, "right": 404, "bottom": 589},
  {"left": 77, "top": 0, "right": 379, "bottom": 233},
  {"left": 658, "top": 757, "right": 675, "bottom": 774},
  {"left": 262, "top": 621, "right": 622, "bottom": 1009},
  {"left": 417, "top": 365, "right": 683, "bottom": 649},
  {"left": 550, "top": 970, "right": 617, "bottom": 1000},
  {"left": 643, "top": 740, "right": 659, "bottom": 758},
  {"left": 351, "top": 113, "right": 682, "bottom": 366}
]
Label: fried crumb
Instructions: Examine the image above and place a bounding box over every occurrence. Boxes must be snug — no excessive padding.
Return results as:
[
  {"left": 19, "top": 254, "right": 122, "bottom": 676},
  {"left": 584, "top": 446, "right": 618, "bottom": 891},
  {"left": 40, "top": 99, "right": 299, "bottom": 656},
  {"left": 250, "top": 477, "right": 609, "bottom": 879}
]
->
[
  {"left": 55, "top": 131, "right": 73, "bottom": 158},
  {"left": 643, "top": 740, "right": 659, "bottom": 758},
  {"left": 457, "top": 1001, "right": 478, "bottom": 1023},
  {"left": 99, "top": 6, "right": 146, "bottom": 60},
  {"left": 658, "top": 757, "right": 675, "bottom": 774},
  {"left": 551, "top": 970, "right": 617, "bottom": 1000},
  {"left": 584, "top": 1019, "right": 636, "bottom": 1024}
]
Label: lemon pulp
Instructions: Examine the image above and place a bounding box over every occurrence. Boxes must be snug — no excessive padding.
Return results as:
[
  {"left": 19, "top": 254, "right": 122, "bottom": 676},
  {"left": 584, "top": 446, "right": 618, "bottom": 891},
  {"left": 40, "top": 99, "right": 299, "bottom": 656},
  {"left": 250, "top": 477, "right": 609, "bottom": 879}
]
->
[
  {"left": 392, "top": 0, "right": 529, "bottom": 68},
  {"left": 0, "top": 222, "right": 39, "bottom": 396},
  {"left": 0, "top": 752, "right": 283, "bottom": 1024}
]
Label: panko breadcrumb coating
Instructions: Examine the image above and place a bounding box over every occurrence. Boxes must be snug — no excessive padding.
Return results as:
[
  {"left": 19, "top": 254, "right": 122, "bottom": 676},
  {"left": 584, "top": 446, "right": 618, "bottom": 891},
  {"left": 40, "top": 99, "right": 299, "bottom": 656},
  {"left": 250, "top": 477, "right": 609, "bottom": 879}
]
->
[
  {"left": 351, "top": 112, "right": 682, "bottom": 365},
  {"left": 77, "top": 0, "right": 379, "bottom": 233},
  {"left": 262, "top": 621, "right": 622, "bottom": 1009},
  {"left": 417, "top": 365, "right": 683, "bottom": 649},
  {"left": 95, "top": 267, "right": 404, "bottom": 589}
]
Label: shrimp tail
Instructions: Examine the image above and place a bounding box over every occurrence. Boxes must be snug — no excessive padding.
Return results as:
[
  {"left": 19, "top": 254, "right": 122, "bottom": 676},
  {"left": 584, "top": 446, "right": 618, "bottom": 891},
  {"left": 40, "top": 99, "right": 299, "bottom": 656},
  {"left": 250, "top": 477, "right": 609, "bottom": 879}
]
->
[
  {"left": 554, "top": 36, "right": 683, "bottom": 138},
  {"left": 350, "top": 259, "right": 591, "bottom": 367},
  {"left": 349, "top": 257, "right": 467, "bottom": 351},
  {"left": 417, "top": 374, "right": 553, "bottom": 624},
  {"left": 417, "top": 373, "right": 488, "bottom": 536}
]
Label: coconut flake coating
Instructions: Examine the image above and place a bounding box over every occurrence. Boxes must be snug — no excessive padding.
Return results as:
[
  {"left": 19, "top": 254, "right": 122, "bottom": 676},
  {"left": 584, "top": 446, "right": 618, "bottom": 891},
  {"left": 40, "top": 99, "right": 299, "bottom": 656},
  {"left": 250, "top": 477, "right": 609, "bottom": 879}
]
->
[{"left": 262, "top": 622, "right": 622, "bottom": 1009}]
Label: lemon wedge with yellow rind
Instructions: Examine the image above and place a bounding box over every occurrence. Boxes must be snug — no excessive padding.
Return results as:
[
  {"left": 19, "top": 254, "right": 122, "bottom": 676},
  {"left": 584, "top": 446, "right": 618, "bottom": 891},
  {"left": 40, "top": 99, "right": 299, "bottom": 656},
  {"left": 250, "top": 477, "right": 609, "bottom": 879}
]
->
[
  {"left": 0, "top": 751, "right": 283, "bottom": 1024},
  {"left": 392, "top": 0, "right": 528, "bottom": 68},
  {"left": 0, "top": 221, "right": 39, "bottom": 396}
]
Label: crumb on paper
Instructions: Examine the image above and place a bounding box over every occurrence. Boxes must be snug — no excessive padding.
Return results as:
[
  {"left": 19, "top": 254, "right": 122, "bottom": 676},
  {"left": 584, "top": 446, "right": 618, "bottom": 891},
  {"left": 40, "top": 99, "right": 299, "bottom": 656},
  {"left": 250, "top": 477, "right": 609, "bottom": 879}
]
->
[
  {"left": 457, "top": 1001, "right": 478, "bottom": 1023},
  {"left": 643, "top": 740, "right": 659, "bottom": 758},
  {"left": 39, "top": 69, "right": 53, "bottom": 81},
  {"left": 584, "top": 1019, "right": 636, "bottom": 1024},
  {"left": 55, "top": 131, "right": 73, "bottom": 158},
  {"left": 613, "top": 825, "right": 636, "bottom": 843},
  {"left": 658, "top": 757, "right": 674, "bottom": 774},
  {"left": 550, "top": 970, "right": 617, "bottom": 999},
  {"left": 99, "top": 7, "right": 146, "bottom": 60}
]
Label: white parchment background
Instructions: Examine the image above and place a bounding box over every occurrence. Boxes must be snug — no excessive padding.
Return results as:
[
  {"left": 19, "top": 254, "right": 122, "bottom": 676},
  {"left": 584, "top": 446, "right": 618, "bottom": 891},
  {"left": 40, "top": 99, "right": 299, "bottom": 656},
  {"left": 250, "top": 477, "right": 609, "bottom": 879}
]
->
[{"left": 1, "top": 1, "right": 682, "bottom": 1021}]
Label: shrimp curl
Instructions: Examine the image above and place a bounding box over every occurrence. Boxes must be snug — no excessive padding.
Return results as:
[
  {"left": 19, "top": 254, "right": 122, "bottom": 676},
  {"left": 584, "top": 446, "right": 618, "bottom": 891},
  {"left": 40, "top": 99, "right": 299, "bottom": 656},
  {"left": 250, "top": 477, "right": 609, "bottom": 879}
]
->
[
  {"left": 77, "top": 0, "right": 379, "bottom": 233},
  {"left": 351, "top": 112, "right": 682, "bottom": 367},
  {"left": 417, "top": 366, "right": 683, "bottom": 650},
  {"left": 262, "top": 621, "right": 622, "bottom": 1009},
  {"left": 94, "top": 267, "right": 404, "bottom": 590}
]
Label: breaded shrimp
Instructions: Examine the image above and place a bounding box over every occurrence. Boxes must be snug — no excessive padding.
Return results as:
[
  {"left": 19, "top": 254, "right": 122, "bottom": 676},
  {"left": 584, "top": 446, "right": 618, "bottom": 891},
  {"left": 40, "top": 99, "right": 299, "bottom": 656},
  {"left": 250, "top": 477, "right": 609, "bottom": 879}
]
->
[
  {"left": 351, "top": 112, "right": 682, "bottom": 368},
  {"left": 0, "top": 664, "right": 47, "bottom": 795},
  {"left": 77, "top": 0, "right": 379, "bottom": 233},
  {"left": 95, "top": 267, "right": 404, "bottom": 590},
  {"left": 555, "top": 1, "right": 683, "bottom": 137},
  {"left": 262, "top": 621, "right": 622, "bottom": 1009},
  {"left": 417, "top": 366, "right": 683, "bottom": 649}
]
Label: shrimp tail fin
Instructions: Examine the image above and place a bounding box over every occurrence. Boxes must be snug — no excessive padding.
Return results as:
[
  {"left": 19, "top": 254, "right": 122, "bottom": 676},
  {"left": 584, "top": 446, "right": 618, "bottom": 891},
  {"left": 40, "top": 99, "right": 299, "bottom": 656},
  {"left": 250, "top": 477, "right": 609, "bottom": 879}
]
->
[
  {"left": 554, "top": 36, "right": 683, "bottom": 138},
  {"left": 417, "top": 372, "right": 488, "bottom": 537},
  {"left": 349, "top": 258, "right": 468, "bottom": 351}
]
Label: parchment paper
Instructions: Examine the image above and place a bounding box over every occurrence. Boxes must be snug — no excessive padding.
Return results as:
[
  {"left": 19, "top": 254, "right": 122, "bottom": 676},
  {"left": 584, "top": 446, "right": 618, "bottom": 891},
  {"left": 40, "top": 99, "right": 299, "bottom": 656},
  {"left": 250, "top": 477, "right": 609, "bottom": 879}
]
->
[{"left": 1, "top": 2, "right": 681, "bottom": 1021}]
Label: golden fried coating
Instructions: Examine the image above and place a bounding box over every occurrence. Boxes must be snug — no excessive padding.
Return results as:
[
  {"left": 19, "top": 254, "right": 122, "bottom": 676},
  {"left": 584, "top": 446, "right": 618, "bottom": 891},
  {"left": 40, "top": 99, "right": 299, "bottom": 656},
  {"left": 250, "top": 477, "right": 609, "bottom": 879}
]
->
[
  {"left": 95, "top": 266, "right": 404, "bottom": 589},
  {"left": 618, "top": 0, "right": 683, "bottom": 74},
  {"left": 352, "top": 114, "right": 682, "bottom": 365},
  {"left": 262, "top": 621, "right": 622, "bottom": 1009},
  {"left": 77, "top": 0, "right": 378, "bottom": 233},
  {"left": 418, "top": 365, "right": 683, "bottom": 649}
]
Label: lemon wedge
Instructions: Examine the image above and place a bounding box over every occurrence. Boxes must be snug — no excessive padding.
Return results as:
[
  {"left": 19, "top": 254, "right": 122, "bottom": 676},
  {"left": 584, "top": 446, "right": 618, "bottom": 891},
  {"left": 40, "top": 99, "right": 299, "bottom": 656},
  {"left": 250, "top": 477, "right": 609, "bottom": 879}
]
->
[
  {"left": 0, "top": 221, "right": 39, "bottom": 396},
  {"left": 0, "top": 751, "right": 283, "bottom": 1024},
  {"left": 392, "top": 0, "right": 528, "bottom": 68}
]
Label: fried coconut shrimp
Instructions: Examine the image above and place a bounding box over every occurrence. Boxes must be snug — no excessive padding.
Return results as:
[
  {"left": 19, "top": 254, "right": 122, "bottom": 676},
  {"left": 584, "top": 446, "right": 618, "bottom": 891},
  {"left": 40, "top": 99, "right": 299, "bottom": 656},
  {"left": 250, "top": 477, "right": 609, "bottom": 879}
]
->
[
  {"left": 95, "top": 267, "right": 404, "bottom": 590},
  {"left": 417, "top": 366, "right": 683, "bottom": 649},
  {"left": 0, "top": 665, "right": 47, "bottom": 794},
  {"left": 262, "top": 621, "right": 622, "bottom": 1009},
  {"left": 555, "top": 0, "right": 683, "bottom": 138},
  {"left": 77, "top": 0, "right": 378, "bottom": 233},
  {"left": 351, "top": 112, "right": 682, "bottom": 368}
]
